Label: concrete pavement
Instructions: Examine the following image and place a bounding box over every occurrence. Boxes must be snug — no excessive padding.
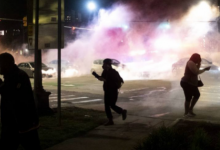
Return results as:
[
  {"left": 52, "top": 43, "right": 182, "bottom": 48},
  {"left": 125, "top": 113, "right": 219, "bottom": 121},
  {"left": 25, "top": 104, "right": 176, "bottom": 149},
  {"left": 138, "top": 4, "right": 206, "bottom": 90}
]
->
[
  {"left": 42, "top": 77, "right": 220, "bottom": 150},
  {"left": 46, "top": 114, "right": 175, "bottom": 150}
]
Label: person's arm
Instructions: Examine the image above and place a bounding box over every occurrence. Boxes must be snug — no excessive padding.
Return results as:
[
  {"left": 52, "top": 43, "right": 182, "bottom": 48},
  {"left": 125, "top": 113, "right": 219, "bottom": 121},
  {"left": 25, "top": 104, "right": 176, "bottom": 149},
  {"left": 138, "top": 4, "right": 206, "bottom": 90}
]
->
[
  {"left": 187, "top": 61, "right": 208, "bottom": 75},
  {"left": 0, "top": 79, "right": 3, "bottom": 94},
  {"left": 97, "top": 71, "right": 106, "bottom": 81},
  {"left": 98, "top": 77, "right": 106, "bottom": 81}
]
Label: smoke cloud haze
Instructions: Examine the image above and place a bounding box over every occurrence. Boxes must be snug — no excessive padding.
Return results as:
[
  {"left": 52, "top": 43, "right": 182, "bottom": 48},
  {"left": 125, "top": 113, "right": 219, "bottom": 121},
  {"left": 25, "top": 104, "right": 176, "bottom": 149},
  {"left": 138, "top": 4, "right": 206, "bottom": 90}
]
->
[
  {"left": 1, "top": 0, "right": 219, "bottom": 80},
  {"left": 46, "top": 0, "right": 218, "bottom": 79}
]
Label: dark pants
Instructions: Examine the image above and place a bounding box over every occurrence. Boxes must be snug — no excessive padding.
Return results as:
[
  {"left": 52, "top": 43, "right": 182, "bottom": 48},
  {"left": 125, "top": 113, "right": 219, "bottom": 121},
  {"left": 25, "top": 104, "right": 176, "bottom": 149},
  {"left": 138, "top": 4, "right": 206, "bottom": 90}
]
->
[
  {"left": 104, "top": 90, "right": 123, "bottom": 119},
  {"left": 180, "top": 81, "right": 200, "bottom": 102},
  {"left": 0, "top": 128, "right": 41, "bottom": 150}
]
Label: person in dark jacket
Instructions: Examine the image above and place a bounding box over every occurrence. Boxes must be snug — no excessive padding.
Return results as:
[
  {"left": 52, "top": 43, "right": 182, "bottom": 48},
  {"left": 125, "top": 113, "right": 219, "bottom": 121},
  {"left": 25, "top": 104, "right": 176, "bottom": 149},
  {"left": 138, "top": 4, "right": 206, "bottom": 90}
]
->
[
  {"left": 93, "top": 58, "right": 127, "bottom": 126},
  {"left": 0, "top": 53, "right": 41, "bottom": 150},
  {"left": 180, "top": 53, "right": 210, "bottom": 117}
]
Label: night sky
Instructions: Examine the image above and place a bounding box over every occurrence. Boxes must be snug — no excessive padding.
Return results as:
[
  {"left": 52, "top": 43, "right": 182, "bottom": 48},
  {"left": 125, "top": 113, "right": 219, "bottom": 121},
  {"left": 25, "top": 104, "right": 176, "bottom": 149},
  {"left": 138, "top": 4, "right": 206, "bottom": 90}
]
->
[
  {"left": 0, "top": 0, "right": 217, "bottom": 20},
  {"left": 0, "top": 0, "right": 117, "bottom": 19},
  {"left": 0, "top": 0, "right": 27, "bottom": 19}
]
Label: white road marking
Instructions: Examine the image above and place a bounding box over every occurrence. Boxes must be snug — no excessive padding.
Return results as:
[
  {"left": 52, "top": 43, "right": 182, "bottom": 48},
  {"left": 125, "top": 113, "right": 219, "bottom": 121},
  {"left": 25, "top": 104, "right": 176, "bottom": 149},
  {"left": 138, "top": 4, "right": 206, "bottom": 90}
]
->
[
  {"left": 50, "top": 97, "right": 88, "bottom": 102},
  {"left": 50, "top": 95, "right": 75, "bottom": 99},
  {"left": 72, "top": 99, "right": 102, "bottom": 104},
  {"left": 150, "top": 112, "right": 170, "bottom": 117},
  {"left": 62, "top": 84, "right": 75, "bottom": 87},
  {"left": 122, "top": 87, "right": 149, "bottom": 92},
  {"left": 169, "top": 88, "right": 181, "bottom": 92},
  {"left": 130, "top": 87, "right": 166, "bottom": 98}
]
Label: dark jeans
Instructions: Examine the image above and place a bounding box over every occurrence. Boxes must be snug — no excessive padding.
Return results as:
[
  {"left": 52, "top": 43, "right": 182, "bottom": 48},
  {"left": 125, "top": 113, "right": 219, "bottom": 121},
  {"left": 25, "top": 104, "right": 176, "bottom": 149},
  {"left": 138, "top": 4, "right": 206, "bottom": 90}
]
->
[
  {"left": 104, "top": 90, "right": 123, "bottom": 119},
  {"left": 0, "top": 128, "right": 41, "bottom": 150},
  {"left": 180, "top": 81, "right": 200, "bottom": 102}
]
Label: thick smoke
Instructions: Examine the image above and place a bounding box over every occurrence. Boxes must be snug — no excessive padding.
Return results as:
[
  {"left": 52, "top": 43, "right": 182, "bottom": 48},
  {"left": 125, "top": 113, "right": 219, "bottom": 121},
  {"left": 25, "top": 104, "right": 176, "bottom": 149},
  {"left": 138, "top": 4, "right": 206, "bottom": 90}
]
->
[{"left": 5, "top": 0, "right": 218, "bottom": 80}]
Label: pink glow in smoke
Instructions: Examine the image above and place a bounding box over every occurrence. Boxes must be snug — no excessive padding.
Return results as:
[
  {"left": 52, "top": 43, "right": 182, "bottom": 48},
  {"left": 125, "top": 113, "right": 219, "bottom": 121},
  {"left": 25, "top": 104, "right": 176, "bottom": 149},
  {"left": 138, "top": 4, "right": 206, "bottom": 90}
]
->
[{"left": 41, "top": 0, "right": 220, "bottom": 79}]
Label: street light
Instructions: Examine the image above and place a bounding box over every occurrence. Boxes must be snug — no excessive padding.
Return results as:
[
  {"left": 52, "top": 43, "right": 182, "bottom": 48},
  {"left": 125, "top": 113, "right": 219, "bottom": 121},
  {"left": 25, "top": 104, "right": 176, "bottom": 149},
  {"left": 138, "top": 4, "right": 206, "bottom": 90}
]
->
[{"left": 87, "top": 1, "right": 96, "bottom": 11}]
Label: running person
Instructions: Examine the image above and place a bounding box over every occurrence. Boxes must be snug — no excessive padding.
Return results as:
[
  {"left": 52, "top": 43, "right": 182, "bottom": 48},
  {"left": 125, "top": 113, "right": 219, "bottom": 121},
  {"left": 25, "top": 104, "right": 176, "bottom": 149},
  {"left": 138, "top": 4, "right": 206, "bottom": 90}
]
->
[{"left": 180, "top": 53, "right": 210, "bottom": 117}]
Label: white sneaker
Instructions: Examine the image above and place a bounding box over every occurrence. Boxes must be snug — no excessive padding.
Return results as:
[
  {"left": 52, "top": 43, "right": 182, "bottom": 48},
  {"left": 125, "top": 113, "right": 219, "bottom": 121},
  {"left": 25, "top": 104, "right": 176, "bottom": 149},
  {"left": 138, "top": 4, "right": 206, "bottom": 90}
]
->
[
  {"left": 183, "top": 114, "right": 188, "bottom": 118},
  {"left": 188, "top": 111, "right": 196, "bottom": 116},
  {"left": 187, "top": 113, "right": 195, "bottom": 117}
]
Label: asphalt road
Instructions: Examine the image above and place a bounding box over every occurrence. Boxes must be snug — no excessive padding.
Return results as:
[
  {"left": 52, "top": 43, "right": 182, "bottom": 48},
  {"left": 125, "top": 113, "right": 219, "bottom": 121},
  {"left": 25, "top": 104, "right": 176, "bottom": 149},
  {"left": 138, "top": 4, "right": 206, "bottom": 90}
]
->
[{"left": 29, "top": 75, "right": 220, "bottom": 121}]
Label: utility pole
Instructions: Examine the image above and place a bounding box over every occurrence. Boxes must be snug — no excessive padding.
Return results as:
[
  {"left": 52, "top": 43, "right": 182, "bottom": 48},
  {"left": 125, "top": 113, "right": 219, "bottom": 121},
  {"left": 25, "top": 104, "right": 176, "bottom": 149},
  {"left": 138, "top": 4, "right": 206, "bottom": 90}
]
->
[
  {"left": 27, "top": 0, "right": 64, "bottom": 116},
  {"left": 34, "top": 0, "right": 42, "bottom": 92},
  {"left": 58, "top": 0, "right": 62, "bottom": 126},
  {"left": 28, "top": 0, "right": 52, "bottom": 115},
  {"left": 218, "top": 0, "right": 220, "bottom": 51}
]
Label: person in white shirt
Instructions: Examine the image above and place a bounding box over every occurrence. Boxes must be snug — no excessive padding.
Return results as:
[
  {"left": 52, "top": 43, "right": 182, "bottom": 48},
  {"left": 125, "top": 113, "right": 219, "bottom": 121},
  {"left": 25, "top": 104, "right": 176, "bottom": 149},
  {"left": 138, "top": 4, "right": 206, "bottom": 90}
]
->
[{"left": 180, "top": 53, "right": 210, "bottom": 117}]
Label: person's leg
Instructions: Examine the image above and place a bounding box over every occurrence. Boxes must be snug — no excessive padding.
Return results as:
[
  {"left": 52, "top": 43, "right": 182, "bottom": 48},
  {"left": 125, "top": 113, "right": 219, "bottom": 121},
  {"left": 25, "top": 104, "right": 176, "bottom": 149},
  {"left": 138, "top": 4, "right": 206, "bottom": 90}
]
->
[
  {"left": 189, "top": 87, "right": 200, "bottom": 115},
  {"left": 184, "top": 101, "right": 190, "bottom": 115},
  {"left": 109, "top": 90, "right": 127, "bottom": 120},
  {"left": 181, "top": 81, "right": 193, "bottom": 116},
  {"left": 20, "top": 129, "right": 41, "bottom": 150},
  {"left": 110, "top": 91, "right": 122, "bottom": 113},
  {"left": 111, "top": 104, "right": 127, "bottom": 120},
  {"left": 104, "top": 92, "right": 114, "bottom": 125}
]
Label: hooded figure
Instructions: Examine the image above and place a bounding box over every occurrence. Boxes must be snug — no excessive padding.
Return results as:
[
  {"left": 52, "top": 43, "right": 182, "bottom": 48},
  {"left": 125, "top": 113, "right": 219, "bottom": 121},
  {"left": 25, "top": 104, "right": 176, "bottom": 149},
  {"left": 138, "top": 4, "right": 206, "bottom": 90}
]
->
[
  {"left": 0, "top": 53, "right": 41, "bottom": 150},
  {"left": 93, "top": 58, "right": 127, "bottom": 126}
]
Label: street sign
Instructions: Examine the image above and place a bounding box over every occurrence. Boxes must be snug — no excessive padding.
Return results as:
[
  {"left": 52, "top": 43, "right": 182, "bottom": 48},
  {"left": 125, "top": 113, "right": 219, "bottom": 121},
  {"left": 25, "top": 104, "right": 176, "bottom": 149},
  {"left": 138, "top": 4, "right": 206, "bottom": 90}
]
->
[
  {"left": 39, "top": 24, "right": 62, "bottom": 49},
  {"left": 27, "top": 0, "right": 64, "bottom": 49},
  {"left": 27, "top": 24, "right": 35, "bottom": 49},
  {"left": 23, "top": 17, "right": 27, "bottom": 27},
  {"left": 28, "top": 24, "right": 34, "bottom": 36},
  {"left": 28, "top": 36, "right": 35, "bottom": 49}
]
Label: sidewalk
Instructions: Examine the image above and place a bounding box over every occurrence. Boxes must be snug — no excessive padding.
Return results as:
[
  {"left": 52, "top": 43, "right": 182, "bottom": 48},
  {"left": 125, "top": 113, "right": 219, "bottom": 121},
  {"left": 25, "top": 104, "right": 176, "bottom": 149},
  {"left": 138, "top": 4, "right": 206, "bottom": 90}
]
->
[{"left": 46, "top": 115, "right": 175, "bottom": 150}]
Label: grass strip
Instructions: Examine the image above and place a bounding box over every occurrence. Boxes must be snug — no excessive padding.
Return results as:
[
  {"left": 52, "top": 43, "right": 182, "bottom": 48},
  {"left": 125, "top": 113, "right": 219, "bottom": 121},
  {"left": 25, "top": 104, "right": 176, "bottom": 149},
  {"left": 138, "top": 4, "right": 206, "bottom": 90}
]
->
[{"left": 0, "top": 107, "right": 106, "bottom": 150}]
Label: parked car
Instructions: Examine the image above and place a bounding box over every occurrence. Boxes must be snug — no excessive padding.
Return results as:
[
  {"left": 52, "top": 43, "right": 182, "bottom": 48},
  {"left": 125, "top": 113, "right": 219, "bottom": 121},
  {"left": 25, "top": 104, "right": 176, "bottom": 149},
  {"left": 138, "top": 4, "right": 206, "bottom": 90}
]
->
[
  {"left": 91, "top": 59, "right": 126, "bottom": 74},
  {"left": 172, "top": 58, "right": 220, "bottom": 79},
  {"left": 91, "top": 58, "right": 151, "bottom": 78},
  {"left": 18, "top": 62, "right": 56, "bottom": 78},
  {"left": 47, "top": 60, "right": 78, "bottom": 73}
]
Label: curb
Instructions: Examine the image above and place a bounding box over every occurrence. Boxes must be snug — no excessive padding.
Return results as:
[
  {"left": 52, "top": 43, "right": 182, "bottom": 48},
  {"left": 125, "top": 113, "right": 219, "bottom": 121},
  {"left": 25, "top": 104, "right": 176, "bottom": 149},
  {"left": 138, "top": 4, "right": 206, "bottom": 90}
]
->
[
  {"left": 168, "top": 117, "right": 220, "bottom": 128},
  {"left": 168, "top": 118, "right": 182, "bottom": 127}
]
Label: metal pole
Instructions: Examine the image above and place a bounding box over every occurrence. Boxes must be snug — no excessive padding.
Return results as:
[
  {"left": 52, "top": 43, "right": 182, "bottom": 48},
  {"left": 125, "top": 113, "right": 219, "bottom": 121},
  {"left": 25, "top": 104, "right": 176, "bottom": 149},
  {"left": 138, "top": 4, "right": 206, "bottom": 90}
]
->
[
  {"left": 218, "top": 1, "right": 220, "bottom": 51},
  {"left": 34, "top": 0, "right": 39, "bottom": 92},
  {"left": 58, "top": 0, "right": 62, "bottom": 126}
]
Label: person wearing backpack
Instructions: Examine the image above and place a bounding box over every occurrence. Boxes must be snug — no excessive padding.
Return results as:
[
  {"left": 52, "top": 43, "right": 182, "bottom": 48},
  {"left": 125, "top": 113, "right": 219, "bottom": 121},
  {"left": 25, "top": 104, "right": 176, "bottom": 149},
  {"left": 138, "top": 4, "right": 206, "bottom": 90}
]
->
[{"left": 92, "top": 58, "right": 127, "bottom": 126}]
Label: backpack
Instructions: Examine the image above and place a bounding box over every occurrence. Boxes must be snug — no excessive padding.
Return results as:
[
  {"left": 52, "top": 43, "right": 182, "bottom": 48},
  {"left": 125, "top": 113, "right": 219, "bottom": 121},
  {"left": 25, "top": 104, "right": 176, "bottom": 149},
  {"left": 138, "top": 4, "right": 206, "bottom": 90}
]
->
[{"left": 115, "top": 71, "right": 124, "bottom": 89}]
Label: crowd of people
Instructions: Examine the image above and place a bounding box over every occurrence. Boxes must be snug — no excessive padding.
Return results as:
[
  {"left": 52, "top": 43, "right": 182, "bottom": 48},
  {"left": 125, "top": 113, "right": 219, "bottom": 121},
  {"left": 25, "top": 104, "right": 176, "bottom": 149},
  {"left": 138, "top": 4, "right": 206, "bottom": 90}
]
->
[{"left": 0, "top": 52, "right": 212, "bottom": 149}]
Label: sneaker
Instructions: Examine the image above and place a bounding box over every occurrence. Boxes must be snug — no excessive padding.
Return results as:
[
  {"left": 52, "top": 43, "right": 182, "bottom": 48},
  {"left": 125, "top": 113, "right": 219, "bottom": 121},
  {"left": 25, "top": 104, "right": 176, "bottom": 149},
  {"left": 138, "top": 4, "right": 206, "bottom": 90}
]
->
[
  {"left": 183, "top": 114, "right": 188, "bottom": 118},
  {"left": 187, "top": 113, "right": 196, "bottom": 117},
  {"left": 104, "top": 120, "right": 114, "bottom": 126},
  {"left": 189, "top": 111, "right": 196, "bottom": 116},
  {"left": 122, "top": 109, "right": 127, "bottom": 120}
]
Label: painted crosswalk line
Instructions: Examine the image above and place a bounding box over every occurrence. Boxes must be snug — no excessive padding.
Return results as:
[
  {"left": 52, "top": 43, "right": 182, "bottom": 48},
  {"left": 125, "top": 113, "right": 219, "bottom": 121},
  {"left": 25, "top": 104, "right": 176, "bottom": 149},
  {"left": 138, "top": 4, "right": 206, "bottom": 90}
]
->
[
  {"left": 50, "top": 95, "right": 75, "bottom": 99},
  {"left": 50, "top": 97, "right": 88, "bottom": 102},
  {"left": 71, "top": 99, "right": 103, "bottom": 104}
]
